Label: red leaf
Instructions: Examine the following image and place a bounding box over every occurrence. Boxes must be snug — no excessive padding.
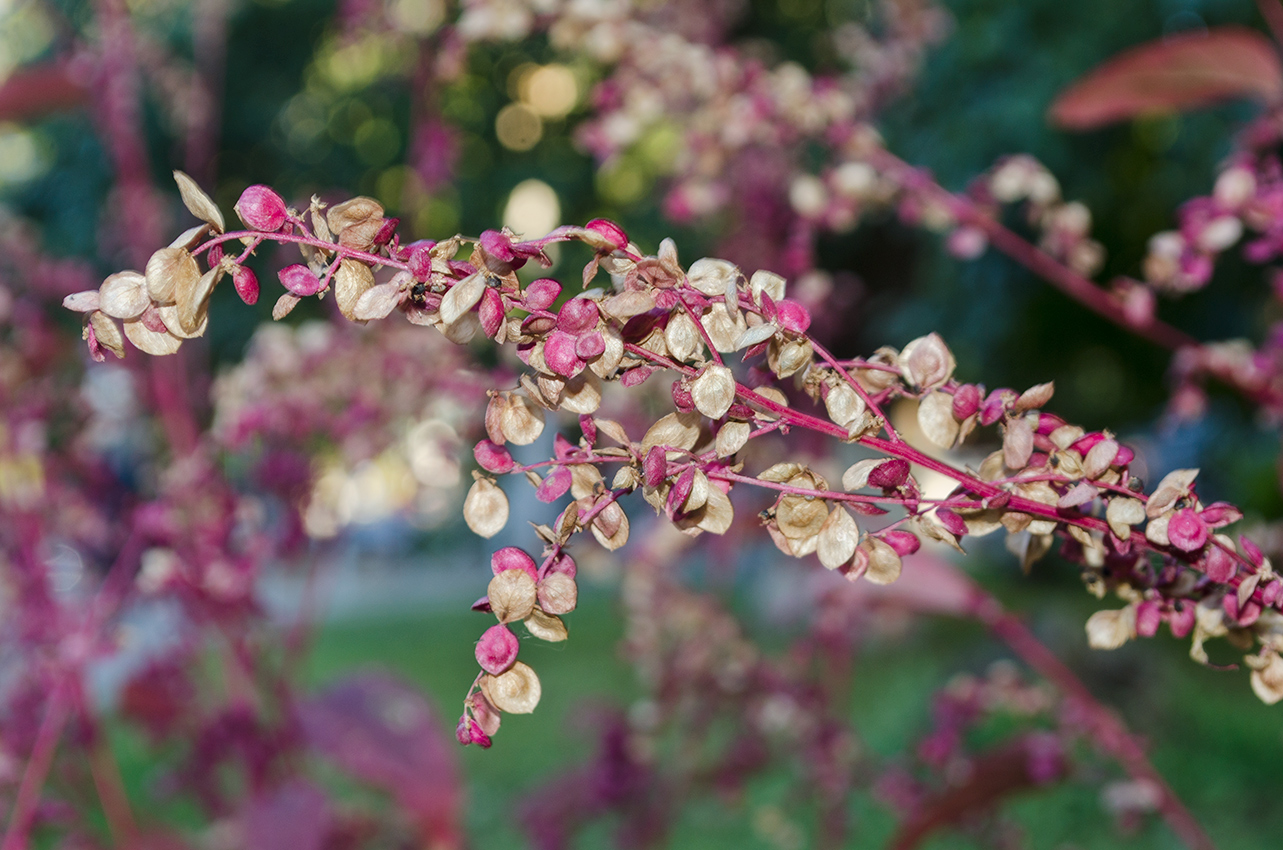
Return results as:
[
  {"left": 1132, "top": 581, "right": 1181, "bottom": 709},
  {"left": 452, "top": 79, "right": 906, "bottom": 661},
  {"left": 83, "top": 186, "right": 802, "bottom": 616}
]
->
[{"left": 1049, "top": 27, "right": 1283, "bottom": 129}]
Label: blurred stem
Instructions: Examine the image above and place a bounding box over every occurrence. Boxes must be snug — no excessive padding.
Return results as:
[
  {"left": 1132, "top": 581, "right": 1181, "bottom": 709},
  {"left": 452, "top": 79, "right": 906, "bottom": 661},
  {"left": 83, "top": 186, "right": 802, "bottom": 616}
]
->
[
  {"left": 862, "top": 146, "right": 1283, "bottom": 410},
  {"left": 968, "top": 586, "right": 1218, "bottom": 850},
  {"left": 1, "top": 683, "right": 69, "bottom": 850}
]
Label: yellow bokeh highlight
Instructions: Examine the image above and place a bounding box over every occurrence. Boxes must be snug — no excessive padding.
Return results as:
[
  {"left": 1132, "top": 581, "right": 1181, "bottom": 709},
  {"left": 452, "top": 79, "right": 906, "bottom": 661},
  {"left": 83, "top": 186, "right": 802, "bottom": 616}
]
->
[
  {"left": 503, "top": 179, "right": 560, "bottom": 239},
  {"left": 495, "top": 103, "right": 542, "bottom": 151},
  {"left": 520, "top": 64, "right": 578, "bottom": 118}
]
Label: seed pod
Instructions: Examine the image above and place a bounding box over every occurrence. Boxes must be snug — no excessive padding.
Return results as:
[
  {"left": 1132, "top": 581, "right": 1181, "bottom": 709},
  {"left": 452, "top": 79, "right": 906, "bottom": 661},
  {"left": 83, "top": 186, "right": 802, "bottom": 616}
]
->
[
  {"left": 691, "top": 364, "right": 735, "bottom": 420},
  {"left": 173, "top": 170, "right": 224, "bottom": 231},
  {"left": 99, "top": 271, "right": 150, "bottom": 320},
  {"left": 538, "top": 572, "right": 578, "bottom": 615},
  {"left": 488, "top": 569, "right": 537, "bottom": 624},
  {"left": 817, "top": 505, "right": 859, "bottom": 570},
  {"left": 524, "top": 609, "right": 568, "bottom": 642},
  {"left": 481, "top": 661, "right": 541, "bottom": 714},
  {"left": 464, "top": 474, "right": 509, "bottom": 538}
]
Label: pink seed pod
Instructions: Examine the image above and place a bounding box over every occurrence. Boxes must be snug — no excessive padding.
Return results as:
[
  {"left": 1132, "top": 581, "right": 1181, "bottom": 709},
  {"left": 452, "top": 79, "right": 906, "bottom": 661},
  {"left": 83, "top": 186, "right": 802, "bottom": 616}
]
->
[
  {"left": 480, "top": 229, "right": 516, "bottom": 262},
  {"left": 643, "top": 446, "right": 668, "bottom": 489},
  {"left": 475, "top": 624, "right": 520, "bottom": 675},
  {"left": 868, "top": 458, "right": 910, "bottom": 489},
  {"left": 544, "top": 330, "right": 585, "bottom": 377},
  {"left": 1135, "top": 599, "right": 1163, "bottom": 637},
  {"left": 1203, "top": 544, "right": 1236, "bottom": 583},
  {"left": 278, "top": 264, "right": 324, "bottom": 297},
  {"left": 525, "top": 278, "right": 562, "bottom": 311},
  {"left": 474, "top": 440, "right": 515, "bottom": 474},
  {"left": 774, "top": 299, "right": 811, "bottom": 333},
  {"left": 235, "top": 185, "right": 289, "bottom": 231},
  {"left": 585, "top": 218, "right": 628, "bottom": 251},
  {"left": 936, "top": 508, "right": 968, "bottom": 538},
  {"left": 232, "top": 265, "right": 259, "bottom": 305},
  {"left": 491, "top": 547, "right": 538, "bottom": 581},
  {"left": 535, "top": 466, "right": 573, "bottom": 503},
  {"left": 880, "top": 530, "right": 921, "bottom": 556},
  {"left": 1167, "top": 509, "right": 1208, "bottom": 552},
  {"left": 406, "top": 242, "right": 434, "bottom": 279},
  {"left": 557, "top": 298, "right": 599, "bottom": 334},
  {"left": 951, "top": 384, "right": 982, "bottom": 420}
]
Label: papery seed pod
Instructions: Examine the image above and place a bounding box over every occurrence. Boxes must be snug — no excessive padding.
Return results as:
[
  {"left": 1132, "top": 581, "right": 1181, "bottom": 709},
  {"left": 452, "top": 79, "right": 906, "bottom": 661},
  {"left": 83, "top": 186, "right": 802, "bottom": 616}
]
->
[
  {"left": 89, "top": 311, "right": 125, "bottom": 358},
  {"left": 524, "top": 609, "right": 569, "bottom": 642},
  {"left": 1002, "top": 416, "right": 1034, "bottom": 469},
  {"left": 701, "top": 306, "right": 748, "bottom": 353},
  {"left": 841, "top": 459, "right": 881, "bottom": 491},
  {"left": 475, "top": 624, "right": 520, "bottom": 674},
  {"left": 145, "top": 247, "right": 200, "bottom": 303},
  {"left": 687, "top": 257, "right": 738, "bottom": 296},
  {"left": 123, "top": 318, "right": 182, "bottom": 355},
  {"left": 173, "top": 170, "right": 225, "bottom": 231},
  {"left": 99, "top": 271, "right": 150, "bottom": 320},
  {"left": 590, "top": 500, "right": 630, "bottom": 550},
  {"left": 641, "top": 411, "right": 701, "bottom": 456},
  {"left": 767, "top": 337, "right": 812, "bottom": 378},
  {"left": 1103, "top": 494, "right": 1144, "bottom": 541},
  {"left": 777, "top": 494, "right": 829, "bottom": 540},
  {"left": 537, "top": 572, "right": 578, "bottom": 615},
  {"left": 691, "top": 364, "right": 735, "bottom": 420},
  {"left": 1249, "top": 652, "right": 1283, "bottom": 705},
  {"left": 715, "top": 421, "right": 751, "bottom": 457},
  {"left": 440, "top": 273, "right": 485, "bottom": 326},
  {"left": 499, "top": 394, "right": 545, "bottom": 445},
  {"left": 488, "top": 569, "right": 537, "bottom": 623},
  {"left": 334, "top": 259, "right": 375, "bottom": 320},
  {"left": 481, "top": 661, "right": 541, "bottom": 714},
  {"left": 178, "top": 267, "right": 222, "bottom": 334},
  {"left": 464, "top": 474, "right": 509, "bottom": 538},
  {"left": 749, "top": 269, "right": 786, "bottom": 303},
  {"left": 1014, "top": 381, "right": 1055, "bottom": 411},
  {"left": 272, "top": 293, "right": 300, "bottom": 320},
  {"left": 824, "top": 382, "right": 864, "bottom": 430},
  {"left": 1085, "top": 607, "right": 1135, "bottom": 650},
  {"left": 560, "top": 370, "right": 603, "bottom": 415},
  {"left": 1147, "top": 468, "right": 1198, "bottom": 518},
  {"left": 898, "top": 333, "right": 955, "bottom": 389},
  {"left": 326, "top": 196, "right": 384, "bottom": 236},
  {"left": 235, "top": 184, "right": 289, "bottom": 231},
  {"left": 692, "top": 484, "right": 734, "bottom": 534},
  {"left": 63, "top": 290, "right": 101, "bottom": 312},
  {"left": 524, "top": 277, "right": 562, "bottom": 311},
  {"left": 863, "top": 537, "right": 903, "bottom": 585},
  {"left": 817, "top": 505, "right": 859, "bottom": 569},
  {"left": 664, "top": 311, "right": 701, "bottom": 362}
]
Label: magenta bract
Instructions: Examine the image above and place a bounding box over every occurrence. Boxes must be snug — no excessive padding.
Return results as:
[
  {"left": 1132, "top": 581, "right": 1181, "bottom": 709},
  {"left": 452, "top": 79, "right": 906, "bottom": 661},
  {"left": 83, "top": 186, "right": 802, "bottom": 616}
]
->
[{"left": 235, "top": 185, "right": 288, "bottom": 231}]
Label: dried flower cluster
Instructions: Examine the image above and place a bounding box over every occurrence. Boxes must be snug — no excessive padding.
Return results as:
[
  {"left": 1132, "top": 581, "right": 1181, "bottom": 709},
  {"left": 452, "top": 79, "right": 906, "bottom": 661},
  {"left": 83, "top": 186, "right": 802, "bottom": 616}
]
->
[{"left": 65, "top": 171, "right": 1282, "bottom": 757}]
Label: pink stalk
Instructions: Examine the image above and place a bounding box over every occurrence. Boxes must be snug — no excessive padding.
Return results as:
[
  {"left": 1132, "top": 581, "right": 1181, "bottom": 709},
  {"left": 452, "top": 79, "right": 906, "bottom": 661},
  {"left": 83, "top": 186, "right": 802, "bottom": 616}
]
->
[
  {"left": 863, "top": 146, "right": 1283, "bottom": 410},
  {"left": 970, "top": 593, "right": 1218, "bottom": 850},
  {"left": 1, "top": 684, "right": 69, "bottom": 850}
]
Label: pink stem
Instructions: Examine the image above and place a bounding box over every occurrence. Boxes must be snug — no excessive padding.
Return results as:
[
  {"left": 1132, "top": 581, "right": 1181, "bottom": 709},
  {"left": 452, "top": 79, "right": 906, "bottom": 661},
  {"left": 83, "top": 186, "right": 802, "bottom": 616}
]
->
[
  {"left": 1, "top": 683, "right": 69, "bottom": 850},
  {"left": 969, "top": 591, "right": 1217, "bottom": 850}
]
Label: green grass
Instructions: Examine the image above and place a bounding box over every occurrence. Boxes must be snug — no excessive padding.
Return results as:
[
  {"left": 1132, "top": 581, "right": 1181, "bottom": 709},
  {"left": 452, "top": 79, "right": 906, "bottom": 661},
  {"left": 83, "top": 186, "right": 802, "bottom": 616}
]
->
[{"left": 101, "top": 576, "right": 1283, "bottom": 849}]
